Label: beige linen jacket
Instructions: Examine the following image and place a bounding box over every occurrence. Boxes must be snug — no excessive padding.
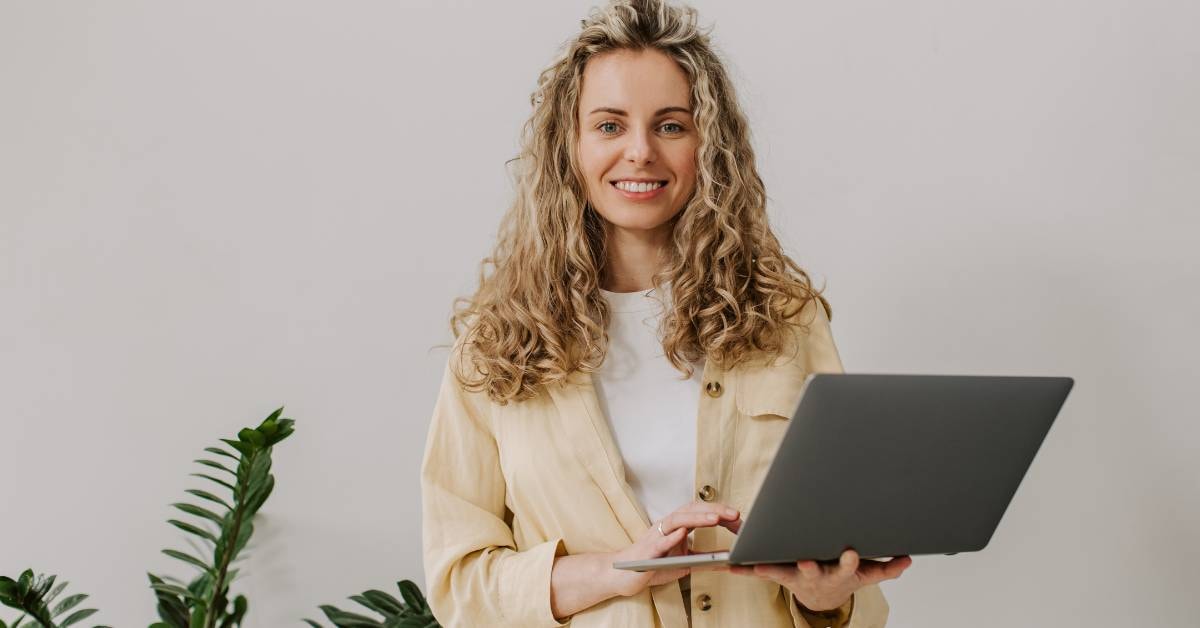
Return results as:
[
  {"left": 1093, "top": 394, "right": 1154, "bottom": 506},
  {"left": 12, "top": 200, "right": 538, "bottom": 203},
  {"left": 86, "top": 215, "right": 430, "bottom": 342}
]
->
[{"left": 421, "top": 297, "right": 890, "bottom": 627}]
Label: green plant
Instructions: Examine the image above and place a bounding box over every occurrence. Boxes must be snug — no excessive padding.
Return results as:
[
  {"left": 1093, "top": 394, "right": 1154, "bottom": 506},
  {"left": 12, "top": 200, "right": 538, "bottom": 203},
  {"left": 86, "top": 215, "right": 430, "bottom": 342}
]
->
[
  {"left": 4, "top": 407, "right": 441, "bottom": 628},
  {"left": 0, "top": 570, "right": 108, "bottom": 628},
  {"left": 147, "top": 407, "right": 294, "bottom": 628},
  {"left": 304, "top": 579, "right": 439, "bottom": 628}
]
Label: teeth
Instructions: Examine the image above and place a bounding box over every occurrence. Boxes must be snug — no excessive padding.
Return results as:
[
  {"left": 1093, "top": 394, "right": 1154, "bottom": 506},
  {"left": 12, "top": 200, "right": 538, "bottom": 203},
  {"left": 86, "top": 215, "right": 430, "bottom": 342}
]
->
[{"left": 615, "top": 180, "right": 664, "bottom": 193}]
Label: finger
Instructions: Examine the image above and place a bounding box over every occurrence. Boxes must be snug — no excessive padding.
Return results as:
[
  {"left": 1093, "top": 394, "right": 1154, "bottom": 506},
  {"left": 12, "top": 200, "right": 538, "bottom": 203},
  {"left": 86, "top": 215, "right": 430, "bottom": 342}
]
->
[
  {"left": 661, "top": 511, "right": 722, "bottom": 535},
  {"left": 726, "top": 564, "right": 755, "bottom": 577},
  {"left": 836, "top": 549, "right": 859, "bottom": 579},
  {"left": 856, "top": 556, "right": 912, "bottom": 585},
  {"left": 751, "top": 563, "right": 793, "bottom": 584},
  {"left": 677, "top": 501, "right": 741, "bottom": 521},
  {"left": 654, "top": 526, "right": 688, "bottom": 553},
  {"left": 719, "top": 512, "right": 742, "bottom": 535},
  {"left": 880, "top": 556, "right": 912, "bottom": 580},
  {"left": 795, "top": 559, "right": 821, "bottom": 579}
]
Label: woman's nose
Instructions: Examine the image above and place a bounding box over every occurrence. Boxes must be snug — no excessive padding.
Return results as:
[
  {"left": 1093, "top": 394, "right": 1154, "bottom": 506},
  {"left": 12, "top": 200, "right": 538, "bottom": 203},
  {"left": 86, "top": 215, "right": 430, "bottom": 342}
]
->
[{"left": 623, "top": 127, "right": 656, "bottom": 165}]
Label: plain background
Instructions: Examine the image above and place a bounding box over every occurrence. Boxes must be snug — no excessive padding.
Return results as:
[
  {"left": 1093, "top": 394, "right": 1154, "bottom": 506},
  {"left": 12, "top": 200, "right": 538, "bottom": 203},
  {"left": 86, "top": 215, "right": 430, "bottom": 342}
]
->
[{"left": 2, "top": 1, "right": 1197, "bottom": 626}]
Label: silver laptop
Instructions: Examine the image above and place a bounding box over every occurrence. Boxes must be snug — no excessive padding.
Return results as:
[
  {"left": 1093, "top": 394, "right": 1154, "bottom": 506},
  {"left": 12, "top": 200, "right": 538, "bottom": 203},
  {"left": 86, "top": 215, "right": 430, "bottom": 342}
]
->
[{"left": 613, "top": 373, "right": 1074, "bottom": 571}]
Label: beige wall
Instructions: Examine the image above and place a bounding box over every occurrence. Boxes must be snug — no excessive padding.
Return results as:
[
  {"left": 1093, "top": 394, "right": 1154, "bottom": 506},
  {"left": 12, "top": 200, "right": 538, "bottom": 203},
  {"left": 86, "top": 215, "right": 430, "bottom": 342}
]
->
[{"left": 2, "top": 0, "right": 1196, "bottom": 626}]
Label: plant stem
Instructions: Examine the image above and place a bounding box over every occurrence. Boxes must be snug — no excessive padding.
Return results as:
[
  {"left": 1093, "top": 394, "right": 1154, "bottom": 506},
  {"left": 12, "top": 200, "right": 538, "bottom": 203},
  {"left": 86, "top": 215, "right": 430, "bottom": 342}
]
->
[{"left": 204, "top": 449, "right": 254, "bottom": 628}]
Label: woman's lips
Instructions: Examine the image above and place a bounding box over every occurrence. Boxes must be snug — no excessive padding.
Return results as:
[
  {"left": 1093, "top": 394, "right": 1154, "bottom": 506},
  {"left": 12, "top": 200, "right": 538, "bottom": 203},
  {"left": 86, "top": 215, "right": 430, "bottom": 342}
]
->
[{"left": 611, "top": 181, "right": 668, "bottom": 200}]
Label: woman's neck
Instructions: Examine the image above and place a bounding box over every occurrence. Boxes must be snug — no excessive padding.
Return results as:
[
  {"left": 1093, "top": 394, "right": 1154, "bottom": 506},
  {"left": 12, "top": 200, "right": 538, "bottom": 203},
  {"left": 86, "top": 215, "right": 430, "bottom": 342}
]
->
[{"left": 600, "top": 223, "right": 671, "bottom": 292}]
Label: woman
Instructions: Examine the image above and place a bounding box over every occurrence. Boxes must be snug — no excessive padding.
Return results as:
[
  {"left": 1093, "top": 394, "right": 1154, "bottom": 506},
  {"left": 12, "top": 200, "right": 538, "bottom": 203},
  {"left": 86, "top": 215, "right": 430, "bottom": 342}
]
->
[{"left": 420, "top": 0, "right": 912, "bottom": 626}]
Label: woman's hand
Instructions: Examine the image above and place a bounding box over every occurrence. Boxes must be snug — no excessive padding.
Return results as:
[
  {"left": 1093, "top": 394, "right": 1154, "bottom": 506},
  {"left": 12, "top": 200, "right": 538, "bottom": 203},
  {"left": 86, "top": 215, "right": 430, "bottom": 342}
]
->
[
  {"left": 721, "top": 549, "right": 912, "bottom": 611},
  {"left": 604, "top": 500, "right": 742, "bottom": 598}
]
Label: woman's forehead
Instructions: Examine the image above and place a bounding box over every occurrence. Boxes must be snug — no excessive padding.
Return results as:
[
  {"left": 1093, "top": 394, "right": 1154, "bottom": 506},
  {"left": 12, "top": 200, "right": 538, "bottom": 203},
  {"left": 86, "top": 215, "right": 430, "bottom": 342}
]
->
[{"left": 579, "top": 49, "right": 691, "bottom": 114}]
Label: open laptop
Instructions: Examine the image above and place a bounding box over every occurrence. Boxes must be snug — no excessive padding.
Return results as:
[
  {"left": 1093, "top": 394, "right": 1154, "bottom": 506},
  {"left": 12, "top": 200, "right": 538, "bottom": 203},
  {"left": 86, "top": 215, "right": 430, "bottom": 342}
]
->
[{"left": 613, "top": 373, "right": 1074, "bottom": 571}]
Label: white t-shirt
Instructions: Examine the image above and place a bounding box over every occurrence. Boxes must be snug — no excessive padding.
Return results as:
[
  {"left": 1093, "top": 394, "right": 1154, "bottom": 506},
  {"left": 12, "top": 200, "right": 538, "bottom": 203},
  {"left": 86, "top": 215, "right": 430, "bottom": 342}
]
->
[
  {"left": 594, "top": 283, "right": 703, "bottom": 620},
  {"left": 593, "top": 284, "right": 703, "bottom": 526}
]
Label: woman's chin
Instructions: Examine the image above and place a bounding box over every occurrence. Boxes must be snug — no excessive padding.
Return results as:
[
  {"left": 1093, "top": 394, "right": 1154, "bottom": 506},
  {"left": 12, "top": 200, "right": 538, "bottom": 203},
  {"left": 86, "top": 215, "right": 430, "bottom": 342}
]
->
[{"left": 595, "top": 206, "right": 681, "bottom": 233}]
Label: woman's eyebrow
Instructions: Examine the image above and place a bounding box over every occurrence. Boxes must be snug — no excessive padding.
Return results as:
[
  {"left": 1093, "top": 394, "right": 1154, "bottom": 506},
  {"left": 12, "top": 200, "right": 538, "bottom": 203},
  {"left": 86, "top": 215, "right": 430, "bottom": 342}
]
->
[{"left": 587, "top": 106, "right": 692, "bottom": 117}]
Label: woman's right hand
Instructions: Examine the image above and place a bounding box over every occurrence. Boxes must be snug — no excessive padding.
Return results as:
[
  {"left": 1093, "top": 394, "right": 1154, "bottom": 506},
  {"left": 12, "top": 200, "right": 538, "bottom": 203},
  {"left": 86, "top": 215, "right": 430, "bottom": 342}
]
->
[{"left": 604, "top": 500, "right": 742, "bottom": 598}]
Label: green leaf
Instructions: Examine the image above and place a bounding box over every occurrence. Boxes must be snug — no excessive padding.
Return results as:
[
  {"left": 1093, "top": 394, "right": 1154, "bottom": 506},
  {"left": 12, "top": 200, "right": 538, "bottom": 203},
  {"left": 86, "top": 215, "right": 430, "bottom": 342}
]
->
[
  {"left": 58, "top": 607, "right": 97, "bottom": 627},
  {"left": 34, "top": 574, "right": 55, "bottom": 601},
  {"left": 397, "top": 581, "right": 427, "bottom": 614},
  {"left": 189, "top": 603, "right": 206, "bottom": 628},
  {"left": 162, "top": 549, "right": 213, "bottom": 574},
  {"left": 236, "top": 428, "right": 265, "bottom": 447},
  {"left": 149, "top": 582, "right": 199, "bottom": 601},
  {"left": 17, "top": 570, "right": 32, "bottom": 597},
  {"left": 51, "top": 592, "right": 87, "bottom": 617},
  {"left": 262, "top": 406, "right": 284, "bottom": 425},
  {"left": 184, "top": 489, "right": 233, "bottom": 511},
  {"left": 44, "top": 580, "right": 68, "bottom": 605},
  {"left": 190, "top": 472, "right": 236, "bottom": 492},
  {"left": 172, "top": 502, "right": 226, "bottom": 526},
  {"left": 317, "top": 605, "right": 381, "bottom": 627},
  {"left": 0, "top": 576, "right": 17, "bottom": 604},
  {"left": 204, "top": 446, "right": 240, "bottom": 461},
  {"left": 301, "top": 620, "right": 322, "bottom": 628},
  {"left": 219, "top": 438, "right": 253, "bottom": 457},
  {"left": 193, "top": 459, "right": 236, "bottom": 476},
  {"left": 348, "top": 594, "right": 386, "bottom": 616},
  {"left": 361, "top": 590, "right": 405, "bottom": 615},
  {"left": 266, "top": 420, "right": 295, "bottom": 446},
  {"left": 168, "top": 519, "right": 218, "bottom": 544}
]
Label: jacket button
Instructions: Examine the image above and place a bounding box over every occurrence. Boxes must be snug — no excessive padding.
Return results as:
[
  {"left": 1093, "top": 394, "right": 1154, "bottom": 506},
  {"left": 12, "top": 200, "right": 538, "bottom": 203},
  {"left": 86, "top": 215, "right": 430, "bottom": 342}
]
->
[
  {"left": 697, "top": 593, "right": 712, "bottom": 611},
  {"left": 698, "top": 485, "right": 717, "bottom": 501},
  {"left": 705, "top": 381, "right": 723, "bottom": 397}
]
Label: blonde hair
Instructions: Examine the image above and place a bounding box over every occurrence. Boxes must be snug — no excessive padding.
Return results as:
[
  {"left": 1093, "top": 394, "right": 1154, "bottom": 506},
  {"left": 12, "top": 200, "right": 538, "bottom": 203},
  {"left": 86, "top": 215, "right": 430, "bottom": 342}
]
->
[{"left": 449, "top": 0, "right": 831, "bottom": 404}]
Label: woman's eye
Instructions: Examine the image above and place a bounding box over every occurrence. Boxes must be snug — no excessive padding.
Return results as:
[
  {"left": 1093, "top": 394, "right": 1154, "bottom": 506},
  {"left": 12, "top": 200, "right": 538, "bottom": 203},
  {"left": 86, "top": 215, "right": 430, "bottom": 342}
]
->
[
  {"left": 660, "top": 122, "right": 684, "bottom": 134},
  {"left": 599, "top": 122, "right": 620, "bottom": 134}
]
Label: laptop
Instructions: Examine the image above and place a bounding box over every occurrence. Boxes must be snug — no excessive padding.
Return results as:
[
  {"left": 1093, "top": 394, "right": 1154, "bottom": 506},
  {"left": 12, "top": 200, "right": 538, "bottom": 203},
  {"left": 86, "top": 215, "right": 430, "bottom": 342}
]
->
[{"left": 613, "top": 372, "right": 1074, "bottom": 571}]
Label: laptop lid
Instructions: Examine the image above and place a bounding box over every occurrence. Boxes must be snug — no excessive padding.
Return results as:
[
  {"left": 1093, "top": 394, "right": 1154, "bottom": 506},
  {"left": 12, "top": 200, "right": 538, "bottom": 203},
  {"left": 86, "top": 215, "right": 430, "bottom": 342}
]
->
[{"left": 727, "top": 373, "right": 1073, "bottom": 564}]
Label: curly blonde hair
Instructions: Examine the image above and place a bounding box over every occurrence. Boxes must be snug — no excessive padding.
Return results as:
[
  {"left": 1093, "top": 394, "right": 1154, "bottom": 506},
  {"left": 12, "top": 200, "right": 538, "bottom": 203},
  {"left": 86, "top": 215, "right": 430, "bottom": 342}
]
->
[{"left": 449, "top": 0, "right": 831, "bottom": 404}]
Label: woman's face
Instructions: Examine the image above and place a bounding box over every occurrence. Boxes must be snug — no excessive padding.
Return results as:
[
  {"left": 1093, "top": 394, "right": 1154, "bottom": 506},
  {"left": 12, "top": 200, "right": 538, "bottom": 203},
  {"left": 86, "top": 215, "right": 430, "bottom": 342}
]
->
[{"left": 576, "top": 48, "right": 699, "bottom": 233}]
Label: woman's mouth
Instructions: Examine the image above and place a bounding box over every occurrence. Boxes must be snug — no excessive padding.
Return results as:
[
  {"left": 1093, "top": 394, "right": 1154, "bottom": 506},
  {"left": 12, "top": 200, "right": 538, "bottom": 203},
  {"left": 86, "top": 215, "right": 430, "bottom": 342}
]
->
[{"left": 611, "top": 180, "right": 668, "bottom": 200}]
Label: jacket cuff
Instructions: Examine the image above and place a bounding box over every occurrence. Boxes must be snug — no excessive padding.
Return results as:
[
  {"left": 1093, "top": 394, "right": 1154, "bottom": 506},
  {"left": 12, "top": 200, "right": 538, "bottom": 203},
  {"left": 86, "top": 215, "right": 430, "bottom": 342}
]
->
[
  {"left": 788, "top": 589, "right": 854, "bottom": 628},
  {"left": 497, "top": 537, "right": 569, "bottom": 627}
]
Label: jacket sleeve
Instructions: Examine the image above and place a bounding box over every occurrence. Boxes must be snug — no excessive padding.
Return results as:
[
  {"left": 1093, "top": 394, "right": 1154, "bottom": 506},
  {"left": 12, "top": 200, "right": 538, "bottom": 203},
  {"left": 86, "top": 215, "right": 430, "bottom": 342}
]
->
[
  {"left": 786, "top": 296, "right": 892, "bottom": 628},
  {"left": 420, "top": 348, "right": 569, "bottom": 628}
]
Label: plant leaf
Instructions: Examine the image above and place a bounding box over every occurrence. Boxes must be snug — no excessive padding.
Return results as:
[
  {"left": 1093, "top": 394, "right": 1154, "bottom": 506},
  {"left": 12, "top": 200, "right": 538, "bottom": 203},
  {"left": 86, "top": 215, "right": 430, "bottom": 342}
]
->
[
  {"left": 172, "top": 502, "right": 226, "bottom": 527},
  {"left": 50, "top": 592, "right": 87, "bottom": 617},
  {"left": 398, "top": 581, "right": 427, "bottom": 614},
  {"left": 193, "top": 459, "right": 236, "bottom": 475},
  {"left": 203, "top": 446, "right": 239, "bottom": 461},
  {"left": 184, "top": 489, "right": 232, "bottom": 511},
  {"left": 44, "top": 580, "right": 69, "bottom": 605},
  {"left": 149, "top": 582, "right": 199, "bottom": 601},
  {"left": 190, "top": 472, "right": 236, "bottom": 492},
  {"left": 58, "top": 607, "right": 97, "bottom": 627},
  {"left": 162, "top": 549, "right": 213, "bottom": 574},
  {"left": 168, "top": 519, "right": 218, "bottom": 544},
  {"left": 361, "top": 590, "right": 405, "bottom": 615},
  {"left": 218, "top": 438, "right": 253, "bottom": 457},
  {"left": 317, "top": 604, "right": 381, "bottom": 627},
  {"left": 236, "top": 428, "right": 265, "bottom": 447}
]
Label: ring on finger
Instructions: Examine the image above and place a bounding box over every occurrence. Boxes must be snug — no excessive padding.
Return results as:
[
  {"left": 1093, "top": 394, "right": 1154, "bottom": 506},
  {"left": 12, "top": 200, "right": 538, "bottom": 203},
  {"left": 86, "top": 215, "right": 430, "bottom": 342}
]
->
[{"left": 658, "top": 520, "right": 666, "bottom": 536}]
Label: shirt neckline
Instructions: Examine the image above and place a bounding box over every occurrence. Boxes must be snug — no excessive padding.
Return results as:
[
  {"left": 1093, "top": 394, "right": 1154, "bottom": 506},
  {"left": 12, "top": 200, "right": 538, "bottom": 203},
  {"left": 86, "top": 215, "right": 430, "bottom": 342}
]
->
[{"left": 600, "top": 284, "right": 668, "bottom": 314}]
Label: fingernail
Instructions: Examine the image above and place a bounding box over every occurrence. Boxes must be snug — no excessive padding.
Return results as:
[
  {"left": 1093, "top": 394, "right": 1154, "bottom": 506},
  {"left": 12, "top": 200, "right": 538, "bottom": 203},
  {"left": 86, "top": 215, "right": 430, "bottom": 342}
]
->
[
  {"left": 724, "top": 508, "right": 737, "bottom": 517},
  {"left": 705, "top": 513, "right": 718, "bottom": 521}
]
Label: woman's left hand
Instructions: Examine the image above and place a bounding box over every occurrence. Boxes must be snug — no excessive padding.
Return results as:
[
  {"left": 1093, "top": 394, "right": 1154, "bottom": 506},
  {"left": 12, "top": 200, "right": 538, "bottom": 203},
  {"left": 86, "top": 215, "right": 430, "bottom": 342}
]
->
[{"left": 715, "top": 549, "right": 913, "bottom": 611}]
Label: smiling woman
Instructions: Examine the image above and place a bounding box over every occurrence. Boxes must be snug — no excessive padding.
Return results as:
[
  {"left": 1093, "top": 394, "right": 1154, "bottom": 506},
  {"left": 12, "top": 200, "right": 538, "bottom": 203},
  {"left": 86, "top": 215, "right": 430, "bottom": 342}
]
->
[{"left": 420, "top": 0, "right": 906, "bottom": 626}]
